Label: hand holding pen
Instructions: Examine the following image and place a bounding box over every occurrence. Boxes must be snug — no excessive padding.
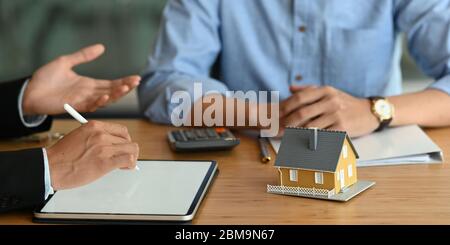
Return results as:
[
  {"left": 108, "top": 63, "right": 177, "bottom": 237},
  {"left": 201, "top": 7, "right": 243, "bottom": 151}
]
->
[{"left": 63, "top": 103, "right": 140, "bottom": 171}]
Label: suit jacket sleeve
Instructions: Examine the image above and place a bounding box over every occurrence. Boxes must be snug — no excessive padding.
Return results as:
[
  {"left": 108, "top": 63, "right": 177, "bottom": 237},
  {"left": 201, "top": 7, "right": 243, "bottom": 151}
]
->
[
  {"left": 0, "top": 78, "right": 52, "bottom": 138},
  {"left": 0, "top": 148, "right": 45, "bottom": 213}
]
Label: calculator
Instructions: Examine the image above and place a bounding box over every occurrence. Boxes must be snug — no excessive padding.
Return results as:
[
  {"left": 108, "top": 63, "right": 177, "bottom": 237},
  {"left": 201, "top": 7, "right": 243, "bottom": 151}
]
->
[{"left": 167, "top": 128, "right": 240, "bottom": 152}]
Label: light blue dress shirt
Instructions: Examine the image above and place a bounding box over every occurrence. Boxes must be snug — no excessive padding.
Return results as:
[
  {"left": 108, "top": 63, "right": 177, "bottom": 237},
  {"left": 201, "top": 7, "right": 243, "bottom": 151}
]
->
[{"left": 139, "top": 0, "right": 450, "bottom": 123}]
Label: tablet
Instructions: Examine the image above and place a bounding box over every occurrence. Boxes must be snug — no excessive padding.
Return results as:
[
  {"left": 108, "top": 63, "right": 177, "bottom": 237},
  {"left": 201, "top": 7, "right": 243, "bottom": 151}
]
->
[{"left": 34, "top": 160, "right": 217, "bottom": 223}]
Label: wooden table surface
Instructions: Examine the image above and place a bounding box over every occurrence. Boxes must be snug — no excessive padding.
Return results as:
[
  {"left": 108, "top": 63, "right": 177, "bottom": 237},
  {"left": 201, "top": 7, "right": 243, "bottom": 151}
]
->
[{"left": 1, "top": 119, "right": 449, "bottom": 224}]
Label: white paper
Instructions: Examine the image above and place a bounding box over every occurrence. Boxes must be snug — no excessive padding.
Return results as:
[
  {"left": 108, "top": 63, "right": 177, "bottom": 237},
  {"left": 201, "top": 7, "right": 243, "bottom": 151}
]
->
[{"left": 270, "top": 125, "right": 443, "bottom": 167}]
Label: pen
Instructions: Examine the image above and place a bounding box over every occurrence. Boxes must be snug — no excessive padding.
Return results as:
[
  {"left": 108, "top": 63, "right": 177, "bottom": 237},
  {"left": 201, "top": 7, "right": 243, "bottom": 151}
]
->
[
  {"left": 63, "top": 103, "right": 88, "bottom": 124},
  {"left": 63, "top": 103, "right": 140, "bottom": 171},
  {"left": 258, "top": 136, "right": 271, "bottom": 163}
]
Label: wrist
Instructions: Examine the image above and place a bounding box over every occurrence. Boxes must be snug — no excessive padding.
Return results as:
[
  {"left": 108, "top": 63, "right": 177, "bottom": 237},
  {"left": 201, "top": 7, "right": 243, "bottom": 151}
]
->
[
  {"left": 46, "top": 146, "right": 63, "bottom": 190},
  {"left": 361, "top": 98, "right": 381, "bottom": 132},
  {"left": 22, "top": 79, "right": 36, "bottom": 115}
]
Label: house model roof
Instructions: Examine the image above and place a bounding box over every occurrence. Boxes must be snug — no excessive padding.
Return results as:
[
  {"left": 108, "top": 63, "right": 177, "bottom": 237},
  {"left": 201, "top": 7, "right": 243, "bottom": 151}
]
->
[{"left": 274, "top": 127, "right": 359, "bottom": 172}]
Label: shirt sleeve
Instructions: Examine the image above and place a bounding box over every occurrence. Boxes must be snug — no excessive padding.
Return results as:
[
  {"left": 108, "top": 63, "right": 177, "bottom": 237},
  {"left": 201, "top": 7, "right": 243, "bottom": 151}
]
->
[
  {"left": 138, "top": 0, "right": 229, "bottom": 124},
  {"left": 41, "top": 148, "right": 54, "bottom": 200},
  {"left": 18, "top": 79, "right": 48, "bottom": 127},
  {"left": 394, "top": 0, "right": 450, "bottom": 94}
]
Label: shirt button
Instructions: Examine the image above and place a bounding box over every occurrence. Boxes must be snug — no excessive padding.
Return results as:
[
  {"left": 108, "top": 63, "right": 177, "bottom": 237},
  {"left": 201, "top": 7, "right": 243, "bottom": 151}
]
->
[
  {"left": 295, "top": 75, "right": 303, "bottom": 81},
  {"left": 298, "top": 26, "right": 307, "bottom": 33}
]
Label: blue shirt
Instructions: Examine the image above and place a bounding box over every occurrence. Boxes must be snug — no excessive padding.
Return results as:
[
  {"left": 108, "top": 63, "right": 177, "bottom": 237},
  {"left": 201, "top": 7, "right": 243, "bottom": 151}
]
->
[{"left": 139, "top": 0, "right": 450, "bottom": 123}]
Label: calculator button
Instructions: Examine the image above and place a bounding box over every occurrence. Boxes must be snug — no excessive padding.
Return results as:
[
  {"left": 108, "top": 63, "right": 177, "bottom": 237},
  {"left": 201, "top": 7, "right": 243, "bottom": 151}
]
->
[
  {"left": 172, "top": 131, "right": 186, "bottom": 141},
  {"left": 183, "top": 130, "right": 196, "bottom": 140},
  {"left": 218, "top": 132, "right": 228, "bottom": 138},
  {"left": 195, "top": 129, "right": 207, "bottom": 139},
  {"left": 206, "top": 129, "right": 219, "bottom": 138}
]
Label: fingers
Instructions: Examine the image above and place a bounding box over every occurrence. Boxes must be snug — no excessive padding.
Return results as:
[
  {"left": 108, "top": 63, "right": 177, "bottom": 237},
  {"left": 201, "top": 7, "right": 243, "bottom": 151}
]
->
[
  {"left": 107, "top": 143, "right": 140, "bottom": 169},
  {"left": 108, "top": 75, "right": 141, "bottom": 101},
  {"left": 91, "top": 95, "right": 110, "bottom": 111},
  {"left": 289, "top": 85, "right": 317, "bottom": 93},
  {"left": 304, "top": 113, "right": 338, "bottom": 129},
  {"left": 283, "top": 97, "right": 340, "bottom": 127},
  {"left": 87, "top": 131, "right": 131, "bottom": 147},
  {"left": 113, "top": 154, "right": 138, "bottom": 170},
  {"left": 64, "top": 44, "right": 105, "bottom": 67},
  {"left": 85, "top": 121, "right": 131, "bottom": 141},
  {"left": 75, "top": 75, "right": 141, "bottom": 111},
  {"left": 280, "top": 86, "right": 328, "bottom": 118}
]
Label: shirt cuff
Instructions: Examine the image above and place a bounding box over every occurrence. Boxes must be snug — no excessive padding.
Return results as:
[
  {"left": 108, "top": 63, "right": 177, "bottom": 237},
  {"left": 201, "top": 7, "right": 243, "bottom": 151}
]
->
[
  {"left": 18, "top": 79, "right": 48, "bottom": 127},
  {"left": 428, "top": 75, "right": 450, "bottom": 95},
  {"left": 42, "top": 148, "right": 54, "bottom": 200}
]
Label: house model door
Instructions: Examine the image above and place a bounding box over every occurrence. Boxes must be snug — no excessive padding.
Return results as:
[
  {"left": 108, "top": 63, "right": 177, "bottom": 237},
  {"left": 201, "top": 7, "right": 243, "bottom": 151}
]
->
[{"left": 339, "top": 169, "right": 345, "bottom": 189}]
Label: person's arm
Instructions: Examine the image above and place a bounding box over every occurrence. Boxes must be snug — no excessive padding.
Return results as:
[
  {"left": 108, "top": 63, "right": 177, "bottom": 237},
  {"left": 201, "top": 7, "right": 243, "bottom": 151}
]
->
[
  {"left": 0, "top": 78, "right": 52, "bottom": 138},
  {"left": 138, "top": 0, "right": 229, "bottom": 124},
  {"left": 389, "top": 89, "right": 450, "bottom": 127},
  {"left": 0, "top": 149, "right": 47, "bottom": 213},
  {"left": 390, "top": 0, "right": 450, "bottom": 126},
  {"left": 0, "top": 121, "right": 139, "bottom": 213}
]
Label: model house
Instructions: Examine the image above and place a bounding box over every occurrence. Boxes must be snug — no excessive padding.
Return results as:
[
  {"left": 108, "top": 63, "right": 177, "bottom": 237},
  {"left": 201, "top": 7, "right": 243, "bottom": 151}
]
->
[{"left": 267, "top": 127, "right": 364, "bottom": 200}]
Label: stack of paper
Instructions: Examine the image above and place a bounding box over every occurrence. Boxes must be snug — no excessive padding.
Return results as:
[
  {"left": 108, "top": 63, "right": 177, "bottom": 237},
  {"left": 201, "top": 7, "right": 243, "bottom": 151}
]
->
[{"left": 269, "top": 125, "right": 443, "bottom": 167}]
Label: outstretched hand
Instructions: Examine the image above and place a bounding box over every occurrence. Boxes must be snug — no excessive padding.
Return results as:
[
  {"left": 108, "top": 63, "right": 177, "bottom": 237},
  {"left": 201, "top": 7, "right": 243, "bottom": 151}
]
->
[{"left": 23, "top": 44, "right": 140, "bottom": 115}]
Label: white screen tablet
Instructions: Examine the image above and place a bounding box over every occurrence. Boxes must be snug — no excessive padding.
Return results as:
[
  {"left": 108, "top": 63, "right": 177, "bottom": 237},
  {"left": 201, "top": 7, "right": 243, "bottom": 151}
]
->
[{"left": 34, "top": 160, "right": 217, "bottom": 223}]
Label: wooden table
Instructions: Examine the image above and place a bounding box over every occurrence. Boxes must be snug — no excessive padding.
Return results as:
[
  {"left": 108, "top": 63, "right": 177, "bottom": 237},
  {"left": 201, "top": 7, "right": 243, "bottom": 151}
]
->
[{"left": 1, "top": 119, "right": 450, "bottom": 224}]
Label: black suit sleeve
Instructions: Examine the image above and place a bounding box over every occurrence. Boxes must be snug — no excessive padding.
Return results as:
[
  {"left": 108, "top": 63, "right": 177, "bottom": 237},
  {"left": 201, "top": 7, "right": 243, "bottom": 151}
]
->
[
  {"left": 0, "top": 78, "right": 52, "bottom": 138},
  {"left": 0, "top": 148, "right": 45, "bottom": 213}
]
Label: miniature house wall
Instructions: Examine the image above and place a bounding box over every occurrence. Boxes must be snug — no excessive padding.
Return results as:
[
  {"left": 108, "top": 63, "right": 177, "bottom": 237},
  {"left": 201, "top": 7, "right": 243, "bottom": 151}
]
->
[
  {"left": 270, "top": 128, "right": 360, "bottom": 198},
  {"left": 276, "top": 137, "right": 358, "bottom": 194}
]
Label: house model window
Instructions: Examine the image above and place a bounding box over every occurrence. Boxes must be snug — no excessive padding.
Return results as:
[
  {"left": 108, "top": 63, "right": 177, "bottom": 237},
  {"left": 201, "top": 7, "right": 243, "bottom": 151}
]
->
[
  {"left": 289, "top": 169, "right": 298, "bottom": 182},
  {"left": 342, "top": 145, "right": 348, "bottom": 159},
  {"left": 315, "top": 172, "right": 323, "bottom": 184},
  {"left": 348, "top": 165, "right": 353, "bottom": 177}
]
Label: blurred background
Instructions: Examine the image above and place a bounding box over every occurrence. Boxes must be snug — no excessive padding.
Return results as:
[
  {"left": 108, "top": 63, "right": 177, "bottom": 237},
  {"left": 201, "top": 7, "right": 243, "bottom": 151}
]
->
[{"left": 0, "top": 0, "right": 432, "bottom": 118}]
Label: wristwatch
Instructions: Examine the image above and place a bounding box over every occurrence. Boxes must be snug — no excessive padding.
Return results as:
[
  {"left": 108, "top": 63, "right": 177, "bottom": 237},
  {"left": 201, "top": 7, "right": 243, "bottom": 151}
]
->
[{"left": 368, "top": 96, "right": 394, "bottom": 132}]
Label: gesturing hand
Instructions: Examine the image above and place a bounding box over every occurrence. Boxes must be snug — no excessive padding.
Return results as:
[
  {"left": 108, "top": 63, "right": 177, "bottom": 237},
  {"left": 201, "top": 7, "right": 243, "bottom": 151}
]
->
[
  {"left": 46, "top": 121, "right": 139, "bottom": 190},
  {"left": 280, "top": 85, "right": 379, "bottom": 137},
  {"left": 23, "top": 44, "right": 141, "bottom": 115}
]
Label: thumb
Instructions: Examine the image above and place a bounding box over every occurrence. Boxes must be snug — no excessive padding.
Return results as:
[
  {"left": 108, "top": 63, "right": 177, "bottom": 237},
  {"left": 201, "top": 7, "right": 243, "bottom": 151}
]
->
[{"left": 64, "top": 44, "right": 105, "bottom": 67}]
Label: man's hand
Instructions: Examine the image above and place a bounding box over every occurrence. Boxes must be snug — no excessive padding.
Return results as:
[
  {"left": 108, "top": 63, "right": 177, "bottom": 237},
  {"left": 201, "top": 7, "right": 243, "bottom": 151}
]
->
[
  {"left": 280, "top": 85, "right": 379, "bottom": 137},
  {"left": 46, "top": 121, "right": 139, "bottom": 190},
  {"left": 22, "top": 44, "right": 141, "bottom": 115}
]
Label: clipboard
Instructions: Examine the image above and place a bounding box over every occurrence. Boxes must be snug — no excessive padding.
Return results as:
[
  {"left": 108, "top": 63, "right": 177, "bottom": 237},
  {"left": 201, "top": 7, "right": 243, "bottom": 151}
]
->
[{"left": 33, "top": 160, "right": 218, "bottom": 224}]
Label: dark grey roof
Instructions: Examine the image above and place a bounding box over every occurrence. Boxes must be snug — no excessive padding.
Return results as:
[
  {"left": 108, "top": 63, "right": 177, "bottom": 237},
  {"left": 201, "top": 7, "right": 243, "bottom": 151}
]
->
[{"left": 274, "top": 127, "right": 359, "bottom": 172}]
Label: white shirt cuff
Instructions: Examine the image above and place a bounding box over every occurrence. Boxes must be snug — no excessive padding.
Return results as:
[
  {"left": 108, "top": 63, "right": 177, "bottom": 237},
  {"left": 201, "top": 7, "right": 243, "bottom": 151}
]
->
[
  {"left": 42, "top": 148, "right": 54, "bottom": 200},
  {"left": 18, "top": 79, "right": 48, "bottom": 127}
]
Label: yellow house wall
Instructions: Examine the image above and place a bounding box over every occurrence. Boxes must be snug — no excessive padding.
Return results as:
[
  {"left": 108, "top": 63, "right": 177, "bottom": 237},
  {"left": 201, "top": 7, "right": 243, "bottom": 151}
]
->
[
  {"left": 334, "top": 138, "right": 358, "bottom": 193},
  {"left": 277, "top": 138, "right": 358, "bottom": 193},
  {"left": 279, "top": 168, "right": 335, "bottom": 191}
]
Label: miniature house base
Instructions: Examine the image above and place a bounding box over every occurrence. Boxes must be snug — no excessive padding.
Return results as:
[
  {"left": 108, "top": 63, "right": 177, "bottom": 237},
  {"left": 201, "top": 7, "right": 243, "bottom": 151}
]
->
[{"left": 267, "top": 180, "right": 375, "bottom": 202}]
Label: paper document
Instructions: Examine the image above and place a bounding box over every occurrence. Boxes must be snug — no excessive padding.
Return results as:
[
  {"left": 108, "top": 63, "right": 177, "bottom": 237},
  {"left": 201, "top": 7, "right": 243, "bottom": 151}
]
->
[{"left": 270, "top": 125, "right": 443, "bottom": 167}]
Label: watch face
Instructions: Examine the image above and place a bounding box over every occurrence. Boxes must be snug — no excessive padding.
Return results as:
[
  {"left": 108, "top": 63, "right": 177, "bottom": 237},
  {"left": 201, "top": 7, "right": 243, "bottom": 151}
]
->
[{"left": 374, "top": 100, "right": 393, "bottom": 120}]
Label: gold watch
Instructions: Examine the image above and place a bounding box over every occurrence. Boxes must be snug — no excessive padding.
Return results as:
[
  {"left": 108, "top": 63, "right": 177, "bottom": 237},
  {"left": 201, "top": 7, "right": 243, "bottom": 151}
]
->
[{"left": 368, "top": 96, "right": 394, "bottom": 132}]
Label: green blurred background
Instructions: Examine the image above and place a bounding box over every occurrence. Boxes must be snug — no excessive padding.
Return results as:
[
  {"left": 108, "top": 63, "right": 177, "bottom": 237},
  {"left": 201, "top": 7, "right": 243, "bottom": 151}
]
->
[{"left": 0, "top": 0, "right": 430, "bottom": 118}]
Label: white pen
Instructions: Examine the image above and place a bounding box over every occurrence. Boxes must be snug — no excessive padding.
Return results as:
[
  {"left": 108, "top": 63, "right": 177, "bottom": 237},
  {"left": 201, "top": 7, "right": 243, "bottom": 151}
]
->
[
  {"left": 63, "top": 103, "right": 88, "bottom": 124},
  {"left": 63, "top": 103, "right": 140, "bottom": 171}
]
